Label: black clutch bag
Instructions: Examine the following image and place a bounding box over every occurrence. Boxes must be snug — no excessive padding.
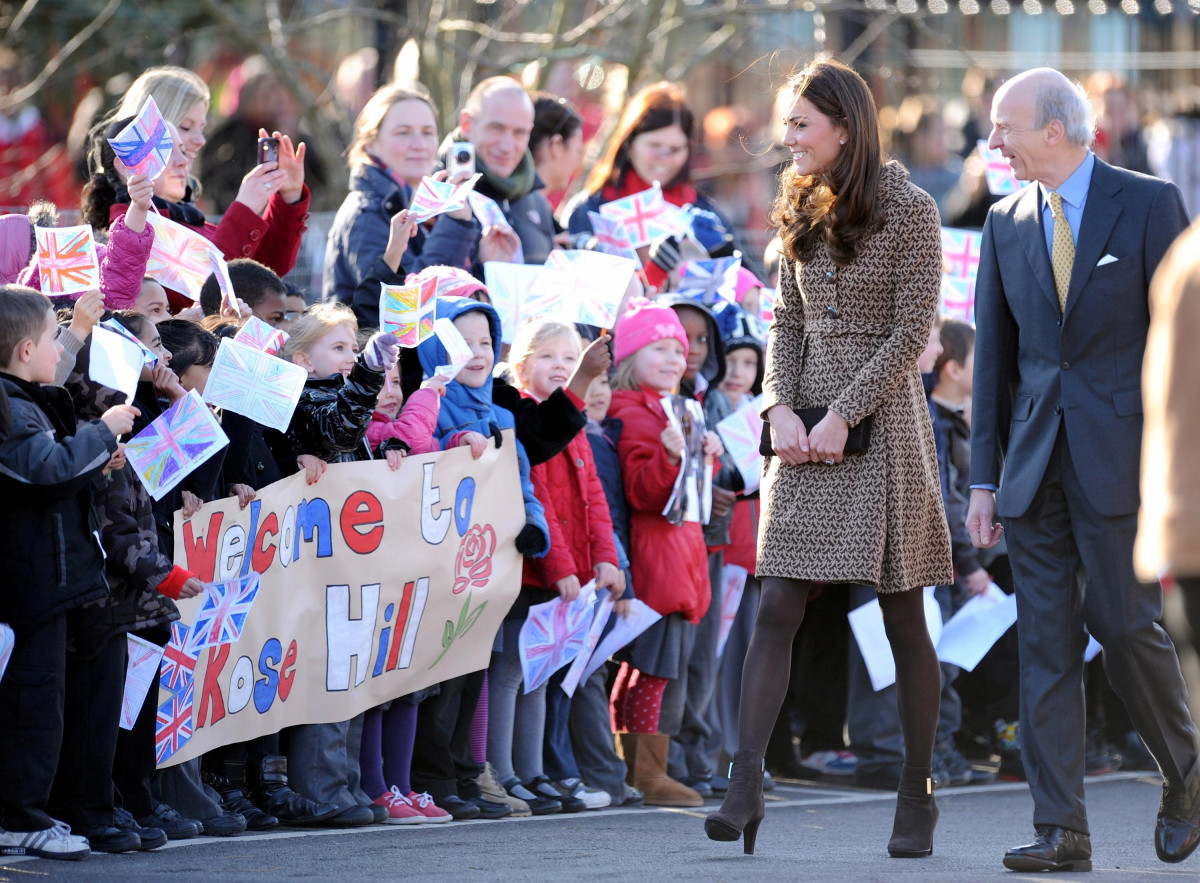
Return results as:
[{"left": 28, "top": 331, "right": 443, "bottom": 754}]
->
[{"left": 759, "top": 407, "right": 874, "bottom": 457}]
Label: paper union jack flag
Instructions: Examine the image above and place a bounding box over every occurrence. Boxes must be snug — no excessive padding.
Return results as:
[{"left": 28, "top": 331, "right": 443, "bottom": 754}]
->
[
  {"left": 380, "top": 277, "right": 438, "bottom": 347},
  {"left": 939, "top": 276, "right": 976, "bottom": 325},
  {"left": 940, "top": 227, "right": 982, "bottom": 280},
  {"left": 527, "top": 250, "right": 637, "bottom": 329},
  {"left": 209, "top": 250, "right": 238, "bottom": 314},
  {"left": 155, "top": 684, "right": 194, "bottom": 764},
  {"left": 159, "top": 621, "right": 198, "bottom": 694},
  {"left": 233, "top": 316, "right": 288, "bottom": 356},
  {"left": 188, "top": 573, "right": 261, "bottom": 653},
  {"left": 759, "top": 287, "right": 775, "bottom": 323},
  {"left": 144, "top": 213, "right": 224, "bottom": 300},
  {"left": 598, "top": 183, "right": 675, "bottom": 248},
  {"left": 716, "top": 396, "right": 764, "bottom": 493},
  {"left": 518, "top": 591, "right": 596, "bottom": 693},
  {"left": 101, "top": 318, "right": 159, "bottom": 367},
  {"left": 125, "top": 389, "right": 229, "bottom": 502},
  {"left": 34, "top": 225, "right": 100, "bottom": 295},
  {"left": 586, "top": 211, "right": 640, "bottom": 262},
  {"left": 204, "top": 338, "right": 308, "bottom": 433},
  {"left": 677, "top": 256, "right": 742, "bottom": 306},
  {"left": 408, "top": 173, "right": 482, "bottom": 224},
  {"left": 977, "top": 141, "right": 1024, "bottom": 196},
  {"left": 467, "top": 191, "right": 509, "bottom": 230},
  {"left": 108, "top": 96, "right": 174, "bottom": 180}
]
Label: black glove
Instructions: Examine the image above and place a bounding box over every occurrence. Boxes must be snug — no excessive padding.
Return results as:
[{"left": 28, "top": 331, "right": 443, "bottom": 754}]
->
[
  {"left": 647, "top": 234, "right": 683, "bottom": 273},
  {"left": 488, "top": 422, "right": 504, "bottom": 448},
  {"left": 515, "top": 523, "right": 544, "bottom": 556}
]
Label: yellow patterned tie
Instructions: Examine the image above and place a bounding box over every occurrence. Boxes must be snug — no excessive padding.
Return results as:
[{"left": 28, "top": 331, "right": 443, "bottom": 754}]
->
[{"left": 1048, "top": 191, "right": 1073, "bottom": 313}]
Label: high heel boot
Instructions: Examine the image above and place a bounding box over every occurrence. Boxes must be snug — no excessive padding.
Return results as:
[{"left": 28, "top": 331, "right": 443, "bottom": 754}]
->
[
  {"left": 704, "top": 749, "right": 765, "bottom": 855},
  {"left": 887, "top": 764, "right": 938, "bottom": 857}
]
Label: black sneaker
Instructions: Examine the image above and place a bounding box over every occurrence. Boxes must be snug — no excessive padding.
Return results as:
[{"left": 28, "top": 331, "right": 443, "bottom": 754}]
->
[
  {"left": 138, "top": 803, "right": 202, "bottom": 840},
  {"left": 466, "top": 796, "right": 513, "bottom": 819},
  {"left": 935, "top": 739, "right": 994, "bottom": 786},
  {"left": 503, "top": 779, "right": 561, "bottom": 815},
  {"left": 77, "top": 824, "right": 142, "bottom": 854},
  {"left": 529, "top": 776, "right": 584, "bottom": 813},
  {"left": 113, "top": 807, "right": 167, "bottom": 850}
]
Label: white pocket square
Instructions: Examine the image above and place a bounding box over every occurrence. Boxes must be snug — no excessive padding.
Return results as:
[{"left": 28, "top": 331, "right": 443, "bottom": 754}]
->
[{"left": 1097, "top": 254, "right": 1118, "bottom": 266}]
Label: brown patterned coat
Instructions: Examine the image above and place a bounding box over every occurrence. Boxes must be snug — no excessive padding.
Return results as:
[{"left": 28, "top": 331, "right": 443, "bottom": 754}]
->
[{"left": 757, "top": 162, "right": 952, "bottom": 593}]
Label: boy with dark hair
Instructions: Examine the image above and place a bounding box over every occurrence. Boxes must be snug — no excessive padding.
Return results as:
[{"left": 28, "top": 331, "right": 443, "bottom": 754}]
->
[
  {"left": 0, "top": 285, "right": 138, "bottom": 860},
  {"left": 199, "top": 258, "right": 287, "bottom": 326}
]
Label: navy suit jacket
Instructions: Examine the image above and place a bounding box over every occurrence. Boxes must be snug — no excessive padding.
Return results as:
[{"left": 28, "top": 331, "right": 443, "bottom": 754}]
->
[{"left": 970, "top": 158, "right": 1189, "bottom": 519}]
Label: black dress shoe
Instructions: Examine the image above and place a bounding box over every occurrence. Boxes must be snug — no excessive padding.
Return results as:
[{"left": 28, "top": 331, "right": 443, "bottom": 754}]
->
[
  {"left": 437, "top": 795, "right": 481, "bottom": 821},
  {"left": 1003, "top": 825, "right": 1092, "bottom": 872},
  {"left": 1156, "top": 765, "right": 1200, "bottom": 863},
  {"left": 466, "top": 796, "right": 512, "bottom": 820}
]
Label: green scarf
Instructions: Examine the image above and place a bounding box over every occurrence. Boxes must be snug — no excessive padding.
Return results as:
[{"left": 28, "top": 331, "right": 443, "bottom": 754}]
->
[{"left": 443, "top": 127, "right": 536, "bottom": 202}]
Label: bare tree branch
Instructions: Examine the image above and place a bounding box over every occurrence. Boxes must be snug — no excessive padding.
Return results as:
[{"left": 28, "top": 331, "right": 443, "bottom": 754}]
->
[
  {"left": 841, "top": 11, "right": 900, "bottom": 65},
  {"left": 1, "top": 0, "right": 43, "bottom": 47}
]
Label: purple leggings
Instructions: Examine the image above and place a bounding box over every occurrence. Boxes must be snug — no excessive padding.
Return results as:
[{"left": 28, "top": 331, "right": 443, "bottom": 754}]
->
[{"left": 359, "top": 701, "right": 419, "bottom": 798}]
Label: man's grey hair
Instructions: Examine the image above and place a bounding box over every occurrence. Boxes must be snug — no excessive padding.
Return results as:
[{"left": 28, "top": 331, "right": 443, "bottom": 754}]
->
[{"left": 1033, "top": 77, "right": 1095, "bottom": 148}]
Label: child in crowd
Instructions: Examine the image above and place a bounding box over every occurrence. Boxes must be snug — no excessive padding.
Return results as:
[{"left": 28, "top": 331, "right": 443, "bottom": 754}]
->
[
  {"left": 490, "top": 318, "right": 622, "bottom": 815},
  {"left": 0, "top": 285, "right": 135, "bottom": 861},
  {"left": 732, "top": 268, "right": 766, "bottom": 325},
  {"left": 357, "top": 358, "right": 453, "bottom": 825},
  {"left": 133, "top": 278, "right": 172, "bottom": 324},
  {"left": 607, "top": 298, "right": 721, "bottom": 807},
  {"left": 279, "top": 301, "right": 399, "bottom": 827},
  {"left": 411, "top": 295, "right": 552, "bottom": 821}
]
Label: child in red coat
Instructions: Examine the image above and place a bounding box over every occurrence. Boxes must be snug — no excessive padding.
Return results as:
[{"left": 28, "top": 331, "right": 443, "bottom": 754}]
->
[
  {"left": 486, "top": 318, "right": 622, "bottom": 815},
  {"left": 607, "top": 298, "right": 722, "bottom": 807}
]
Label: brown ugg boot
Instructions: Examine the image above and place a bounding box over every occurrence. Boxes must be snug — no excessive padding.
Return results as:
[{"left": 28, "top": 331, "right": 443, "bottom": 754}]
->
[
  {"left": 615, "top": 732, "right": 640, "bottom": 786},
  {"left": 625, "top": 733, "right": 703, "bottom": 807}
]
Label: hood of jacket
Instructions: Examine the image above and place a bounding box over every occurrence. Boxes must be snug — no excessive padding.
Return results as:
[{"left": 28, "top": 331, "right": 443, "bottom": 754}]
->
[
  {"left": 659, "top": 295, "right": 726, "bottom": 392},
  {"left": 417, "top": 296, "right": 503, "bottom": 433}
]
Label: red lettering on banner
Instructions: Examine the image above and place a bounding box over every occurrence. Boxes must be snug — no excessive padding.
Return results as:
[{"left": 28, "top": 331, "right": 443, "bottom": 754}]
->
[
  {"left": 196, "top": 644, "right": 230, "bottom": 727},
  {"left": 386, "top": 581, "right": 415, "bottom": 672},
  {"left": 252, "top": 512, "right": 279, "bottom": 573},
  {"left": 181, "top": 512, "right": 223, "bottom": 582},
  {"left": 278, "top": 640, "right": 298, "bottom": 701},
  {"left": 340, "top": 491, "right": 384, "bottom": 555}
]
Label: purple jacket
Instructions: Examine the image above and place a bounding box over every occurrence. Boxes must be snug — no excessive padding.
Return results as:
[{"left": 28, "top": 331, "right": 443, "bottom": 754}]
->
[{"left": 19, "top": 214, "right": 154, "bottom": 309}]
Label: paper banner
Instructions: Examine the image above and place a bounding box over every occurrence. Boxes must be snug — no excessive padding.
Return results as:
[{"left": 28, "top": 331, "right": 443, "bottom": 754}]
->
[
  {"left": 527, "top": 250, "right": 638, "bottom": 329},
  {"left": 162, "top": 432, "right": 524, "bottom": 767},
  {"left": 716, "top": 396, "right": 764, "bottom": 493},
  {"left": 849, "top": 587, "right": 943, "bottom": 692},
  {"left": 188, "top": 573, "right": 261, "bottom": 653},
  {"left": 677, "top": 256, "right": 742, "bottom": 306},
  {"left": 661, "top": 395, "right": 711, "bottom": 525},
  {"left": 155, "top": 683, "right": 194, "bottom": 764},
  {"left": 483, "top": 261, "right": 544, "bottom": 344},
  {"left": 977, "top": 141, "right": 1023, "bottom": 196},
  {"left": 935, "top": 583, "right": 1016, "bottom": 671},
  {"left": 716, "top": 564, "right": 748, "bottom": 658},
  {"left": 560, "top": 593, "right": 615, "bottom": 698},
  {"left": 519, "top": 580, "right": 597, "bottom": 694},
  {"left": 34, "top": 224, "right": 100, "bottom": 295},
  {"left": 587, "top": 211, "right": 640, "bottom": 263},
  {"left": 233, "top": 316, "right": 289, "bottom": 356},
  {"left": 0, "top": 623, "right": 13, "bottom": 686},
  {"left": 408, "top": 173, "right": 482, "bottom": 224},
  {"left": 380, "top": 277, "right": 437, "bottom": 348},
  {"left": 431, "top": 317, "right": 474, "bottom": 381},
  {"left": 108, "top": 95, "right": 173, "bottom": 181},
  {"left": 144, "top": 213, "right": 223, "bottom": 301},
  {"left": 203, "top": 338, "right": 308, "bottom": 433},
  {"left": 598, "top": 183, "right": 676, "bottom": 248},
  {"left": 579, "top": 599, "right": 663, "bottom": 684},
  {"left": 121, "top": 635, "right": 166, "bottom": 730},
  {"left": 89, "top": 324, "right": 146, "bottom": 403},
  {"left": 159, "top": 620, "right": 198, "bottom": 695},
  {"left": 125, "top": 389, "right": 230, "bottom": 501}
]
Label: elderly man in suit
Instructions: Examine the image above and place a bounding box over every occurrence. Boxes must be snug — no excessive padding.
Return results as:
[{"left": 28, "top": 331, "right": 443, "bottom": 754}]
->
[{"left": 967, "top": 67, "right": 1200, "bottom": 872}]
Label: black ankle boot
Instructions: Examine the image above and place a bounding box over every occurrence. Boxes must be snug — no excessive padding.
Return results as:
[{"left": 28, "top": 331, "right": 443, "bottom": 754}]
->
[
  {"left": 204, "top": 760, "right": 279, "bottom": 831},
  {"left": 252, "top": 756, "right": 339, "bottom": 826},
  {"left": 704, "top": 749, "right": 766, "bottom": 855},
  {"left": 888, "top": 764, "right": 938, "bottom": 857}
]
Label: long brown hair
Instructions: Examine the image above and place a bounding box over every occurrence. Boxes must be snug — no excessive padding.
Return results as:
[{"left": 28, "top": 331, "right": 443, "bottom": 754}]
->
[
  {"left": 585, "top": 81, "right": 694, "bottom": 194},
  {"left": 770, "top": 59, "right": 885, "bottom": 267}
]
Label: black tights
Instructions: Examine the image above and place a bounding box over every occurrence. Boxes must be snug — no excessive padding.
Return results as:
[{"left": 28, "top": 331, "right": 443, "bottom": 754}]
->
[{"left": 737, "top": 577, "right": 940, "bottom": 768}]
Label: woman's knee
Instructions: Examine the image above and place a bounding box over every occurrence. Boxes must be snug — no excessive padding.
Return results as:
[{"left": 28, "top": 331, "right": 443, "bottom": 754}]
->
[{"left": 754, "top": 577, "right": 810, "bottom": 635}]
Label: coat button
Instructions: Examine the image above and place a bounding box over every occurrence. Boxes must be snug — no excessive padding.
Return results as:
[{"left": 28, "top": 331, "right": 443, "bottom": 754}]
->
[
  {"left": 242, "top": 245, "right": 253, "bottom": 256},
  {"left": 575, "top": 457, "right": 584, "bottom": 468},
  {"left": 249, "top": 229, "right": 261, "bottom": 241},
  {"left": 256, "top": 461, "right": 265, "bottom": 473},
  {"left": 1054, "top": 405, "right": 1062, "bottom": 416},
  {"left": 1061, "top": 361, "right": 1070, "bottom": 370}
]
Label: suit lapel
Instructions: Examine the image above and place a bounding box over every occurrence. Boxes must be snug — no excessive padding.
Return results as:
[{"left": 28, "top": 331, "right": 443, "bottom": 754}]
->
[
  {"left": 1065, "top": 158, "right": 1123, "bottom": 322},
  {"left": 1014, "top": 185, "right": 1060, "bottom": 314}
]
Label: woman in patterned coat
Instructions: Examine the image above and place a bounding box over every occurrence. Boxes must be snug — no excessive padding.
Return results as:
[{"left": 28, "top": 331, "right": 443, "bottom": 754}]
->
[{"left": 705, "top": 59, "right": 952, "bottom": 858}]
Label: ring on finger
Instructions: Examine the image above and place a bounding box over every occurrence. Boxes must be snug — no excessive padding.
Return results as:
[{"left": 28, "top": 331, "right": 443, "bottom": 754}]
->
[
  {"left": 824, "top": 458, "right": 835, "bottom": 465},
  {"left": 264, "top": 181, "right": 273, "bottom": 189}
]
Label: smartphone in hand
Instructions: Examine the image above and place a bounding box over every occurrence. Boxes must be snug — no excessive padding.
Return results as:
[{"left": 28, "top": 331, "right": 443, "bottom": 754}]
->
[{"left": 257, "top": 136, "right": 280, "bottom": 165}]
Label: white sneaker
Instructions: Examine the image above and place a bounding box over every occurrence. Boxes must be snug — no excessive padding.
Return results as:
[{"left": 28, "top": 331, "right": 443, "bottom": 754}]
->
[
  {"left": 556, "top": 777, "right": 611, "bottom": 810},
  {"left": 0, "top": 820, "right": 90, "bottom": 861}
]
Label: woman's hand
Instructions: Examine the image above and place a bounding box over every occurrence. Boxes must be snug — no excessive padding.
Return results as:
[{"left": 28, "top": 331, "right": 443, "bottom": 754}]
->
[
  {"left": 555, "top": 574, "right": 582, "bottom": 603},
  {"left": 807, "top": 410, "right": 849, "bottom": 465},
  {"left": 229, "top": 483, "right": 257, "bottom": 510},
  {"left": 382, "top": 209, "right": 417, "bottom": 272},
  {"left": 477, "top": 225, "right": 521, "bottom": 264},
  {"left": 766, "top": 405, "right": 810, "bottom": 466},
  {"left": 265, "top": 130, "right": 307, "bottom": 205},
  {"left": 297, "top": 454, "right": 326, "bottom": 485},
  {"left": 234, "top": 162, "right": 289, "bottom": 217}
]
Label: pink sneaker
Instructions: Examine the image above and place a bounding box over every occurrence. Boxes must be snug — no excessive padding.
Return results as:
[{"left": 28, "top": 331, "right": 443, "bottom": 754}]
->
[
  {"left": 373, "top": 787, "right": 424, "bottom": 824},
  {"left": 407, "top": 791, "right": 451, "bottom": 824}
]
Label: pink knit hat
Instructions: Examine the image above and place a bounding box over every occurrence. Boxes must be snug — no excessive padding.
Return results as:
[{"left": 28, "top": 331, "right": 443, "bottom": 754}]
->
[
  {"left": 406, "top": 265, "right": 488, "bottom": 300},
  {"left": 613, "top": 297, "right": 690, "bottom": 366},
  {"left": 734, "top": 266, "right": 764, "bottom": 304}
]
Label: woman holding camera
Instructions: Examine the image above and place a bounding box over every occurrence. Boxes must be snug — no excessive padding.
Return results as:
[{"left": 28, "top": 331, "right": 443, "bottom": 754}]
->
[{"left": 704, "top": 59, "right": 952, "bottom": 859}]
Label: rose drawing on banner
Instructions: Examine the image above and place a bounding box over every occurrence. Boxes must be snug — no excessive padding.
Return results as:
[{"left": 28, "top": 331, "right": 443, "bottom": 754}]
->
[{"left": 453, "top": 524, "right": 496, "bottom": 594}]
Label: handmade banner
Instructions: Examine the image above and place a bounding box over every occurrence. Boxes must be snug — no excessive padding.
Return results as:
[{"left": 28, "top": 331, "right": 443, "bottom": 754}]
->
[
  {"left": 161, "top": 433, "right": 524, "bottom": 766},
  {"left": 108, "top": 96, "right": 174, "bottom": 180},
  {"left": 977, "top": 141, "right": 1023, "bottom": 196},
  {"left": 203, "top": 338, "right": 308, "bottom": 433},
  {"left": 35, "top": 224, "right": 100, "bottom": 295}
]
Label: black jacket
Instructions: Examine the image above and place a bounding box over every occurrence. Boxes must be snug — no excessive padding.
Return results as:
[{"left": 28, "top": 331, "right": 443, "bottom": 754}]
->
[
  {"left": 287, "top": 356, "right": 384, "bottom": 464},
  {"left": 0, "top": 373, "right": 116, "bottom": 629},
  {"left": 492, "top": 378, "right": 586, "bottom": 467}
]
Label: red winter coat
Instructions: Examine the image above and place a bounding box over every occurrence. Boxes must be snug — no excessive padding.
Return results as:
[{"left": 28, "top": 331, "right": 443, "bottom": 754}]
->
[
  {"left": 724, "top": 496, "right": 760, "bottom": 575},
  {"left": 523, "top": 405, "right": 619, "bottom": 589},
  {"left": 609, "top": 385, "right": 710, "bottom": 623},
  {"left": 110, "top": 187, "right": 310, "bottom": 311}
]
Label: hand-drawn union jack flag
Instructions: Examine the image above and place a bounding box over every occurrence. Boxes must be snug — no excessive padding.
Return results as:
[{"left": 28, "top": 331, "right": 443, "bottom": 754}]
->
[
  {"left": 408, "top": 173, "right": 482, "bottom": 224},
  {"left": 155, "top": 684, "right": 194, "bottom": 764},
  {"left": 587, "top": 211, "right": 640, "bottom": 262},
  {"left": 380, "top": 277, "right": 437, "bottom": 347},
  {"left": 598, "top": 184, "right": 674, "bottom": 248},
  {"left": 940, "top": 227, "right": 982, "bottom": 280},
  {"left": 233, "top": 316, "right": 288, "bottom": 356},
  {"left": 677, "top": 256, "right": 742, "bottom": 306},
  {"left": 159, "top": 621, "right": 198, "bottom": 694},
  {"left": 518, "top": 593, "right": 596, "bottom": 693},
  {"left": 124, "top": 389, "right": 229, "bottom": 501},
  {"left": 203, "top": 338, "right": 308, "bottom": 433},
  {"left": 34, "top": 225, "right": 100, "bottom": 295},
  {"left": 977, "top": 141, "right": 1023, "bottom": 196},
  {"left": 187, "top": 573, "right": 261, "bottom": 653},
  {"left": 108, "top": 96, "right": 174, "bottom": 180},
  {"left": 144, "top": 213, "right": 223, "bottom": 301}
]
